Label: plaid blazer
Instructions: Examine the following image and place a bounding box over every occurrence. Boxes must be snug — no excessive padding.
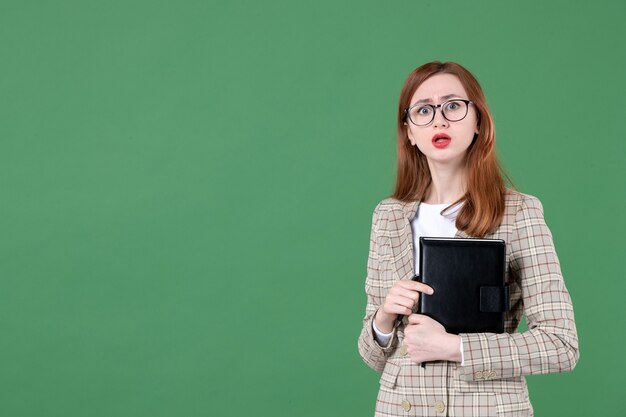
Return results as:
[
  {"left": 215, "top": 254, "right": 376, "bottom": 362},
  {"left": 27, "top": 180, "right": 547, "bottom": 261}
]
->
[{"left": 357, "top": 189, "right": 579, "bottom": 417}]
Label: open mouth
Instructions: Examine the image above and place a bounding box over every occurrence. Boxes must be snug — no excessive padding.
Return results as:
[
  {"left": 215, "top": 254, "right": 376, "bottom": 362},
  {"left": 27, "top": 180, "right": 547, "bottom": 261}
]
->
[{"left": 432, "top": 134, "right": 451, "bottom": 148}]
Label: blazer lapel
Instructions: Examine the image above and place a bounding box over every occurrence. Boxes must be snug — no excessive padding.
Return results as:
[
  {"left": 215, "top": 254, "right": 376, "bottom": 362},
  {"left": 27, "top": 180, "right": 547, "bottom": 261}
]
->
[{"left": 390, "top": 200, "right": 419, "bottom": 281}]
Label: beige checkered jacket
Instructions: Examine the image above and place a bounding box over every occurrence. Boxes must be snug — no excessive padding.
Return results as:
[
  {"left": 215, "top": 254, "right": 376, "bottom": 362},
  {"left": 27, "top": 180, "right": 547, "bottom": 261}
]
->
[{"left": 357, "top": 189, "right": 579, "bottom": 416}]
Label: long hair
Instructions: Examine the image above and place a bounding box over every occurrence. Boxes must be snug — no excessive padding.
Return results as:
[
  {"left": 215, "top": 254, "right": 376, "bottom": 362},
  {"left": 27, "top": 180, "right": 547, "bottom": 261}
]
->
[{"left": 392, "top": 61, "right": 515, "bottom": 237}]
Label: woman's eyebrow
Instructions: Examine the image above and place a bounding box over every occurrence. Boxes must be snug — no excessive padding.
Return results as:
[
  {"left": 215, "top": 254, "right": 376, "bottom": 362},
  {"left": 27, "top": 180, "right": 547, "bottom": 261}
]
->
[{"left": 414, "top": 94, "right": 461, "bottom": 104}]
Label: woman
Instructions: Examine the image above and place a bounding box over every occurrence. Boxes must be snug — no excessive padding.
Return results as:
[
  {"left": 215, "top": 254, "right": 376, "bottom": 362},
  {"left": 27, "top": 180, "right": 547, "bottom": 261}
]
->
[{"left": 357, "top": 61, "right": 579, "bottom": 417}]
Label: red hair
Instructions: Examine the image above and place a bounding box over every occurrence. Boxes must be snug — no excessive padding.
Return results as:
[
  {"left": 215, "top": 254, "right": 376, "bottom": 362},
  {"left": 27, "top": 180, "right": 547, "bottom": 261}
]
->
[{"left": 391, "top": 61, "right": 515, "bottom": 237}]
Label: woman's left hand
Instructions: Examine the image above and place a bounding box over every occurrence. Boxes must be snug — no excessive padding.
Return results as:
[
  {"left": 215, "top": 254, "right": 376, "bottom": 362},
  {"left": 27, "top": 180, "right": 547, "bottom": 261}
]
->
[{"left": 404, "top": 314, "right": 462, "bottom": 364}]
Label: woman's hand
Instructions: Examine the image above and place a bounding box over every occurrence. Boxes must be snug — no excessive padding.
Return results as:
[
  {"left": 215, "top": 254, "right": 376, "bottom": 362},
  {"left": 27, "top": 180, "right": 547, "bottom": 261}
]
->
[
  {"left": 374, "top": 280, "right": 434, "bottom": 333},
  {"left": 404, "top": 314, "right": 462, "bottom": 363}
]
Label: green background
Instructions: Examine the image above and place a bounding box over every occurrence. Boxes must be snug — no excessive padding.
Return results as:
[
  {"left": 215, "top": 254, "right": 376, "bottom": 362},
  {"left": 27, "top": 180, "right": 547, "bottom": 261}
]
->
[{"left": 1, "top": 1, "right": 624, "bottom": 416}]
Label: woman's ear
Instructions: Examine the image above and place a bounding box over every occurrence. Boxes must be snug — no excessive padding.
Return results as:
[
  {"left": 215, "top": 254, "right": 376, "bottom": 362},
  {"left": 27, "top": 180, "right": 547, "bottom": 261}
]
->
[{"left": 405, "top": 123, "right": 417, "bottom": 146}]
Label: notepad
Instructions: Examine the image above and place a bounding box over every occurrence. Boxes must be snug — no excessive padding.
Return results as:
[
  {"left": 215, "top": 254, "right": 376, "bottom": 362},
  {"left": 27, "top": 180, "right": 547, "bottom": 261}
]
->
[{"left": 417, "top": 237, "right": 509, "bottom": 334}]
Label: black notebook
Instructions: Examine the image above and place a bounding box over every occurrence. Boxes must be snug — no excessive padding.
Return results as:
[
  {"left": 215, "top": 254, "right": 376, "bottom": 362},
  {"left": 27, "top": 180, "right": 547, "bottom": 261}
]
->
[{"left": 417, "top": 237, "right": 509, "bottom": 334}]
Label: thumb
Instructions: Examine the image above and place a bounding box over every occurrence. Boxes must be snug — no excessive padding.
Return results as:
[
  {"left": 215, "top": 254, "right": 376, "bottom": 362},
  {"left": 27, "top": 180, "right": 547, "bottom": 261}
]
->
[{"left": 408, "top": 314, "right": 424, "bottom": 324}]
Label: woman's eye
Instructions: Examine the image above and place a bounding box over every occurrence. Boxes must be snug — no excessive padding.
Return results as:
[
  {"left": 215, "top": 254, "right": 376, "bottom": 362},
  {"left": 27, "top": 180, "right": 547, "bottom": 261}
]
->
[
  {"left": 446, "top": 102, "right": 459, "bottom": 110},
  {"left": 418, "top": 107, "right": 431, "bottom": 115}
]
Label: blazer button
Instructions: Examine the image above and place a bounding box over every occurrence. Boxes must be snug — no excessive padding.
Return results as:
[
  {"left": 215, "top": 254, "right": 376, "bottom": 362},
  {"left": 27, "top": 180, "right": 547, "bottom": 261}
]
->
[
  {"left": 434, "top": 400, "right": 446, "bottom": 413},
  {"left": 401, "top": 400, "right": 411, "bottom": 411},
  {"left": 400, "top": 344, "right": 408, "bottom": 356},
  {"left": 475, "top": 371, "right": 483, "bottom": 379}
]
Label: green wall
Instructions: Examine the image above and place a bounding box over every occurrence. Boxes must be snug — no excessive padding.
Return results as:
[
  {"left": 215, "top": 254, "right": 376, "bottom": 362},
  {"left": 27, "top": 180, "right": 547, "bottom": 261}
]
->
[{"left": 1, "top": 1, "right": 624, "bottom": 416}]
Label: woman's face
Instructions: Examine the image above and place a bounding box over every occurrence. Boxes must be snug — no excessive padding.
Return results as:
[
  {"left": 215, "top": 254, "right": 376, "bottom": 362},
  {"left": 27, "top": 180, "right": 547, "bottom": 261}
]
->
[{"left": 406, "top": 73, "right": 479, "bottom": 168}]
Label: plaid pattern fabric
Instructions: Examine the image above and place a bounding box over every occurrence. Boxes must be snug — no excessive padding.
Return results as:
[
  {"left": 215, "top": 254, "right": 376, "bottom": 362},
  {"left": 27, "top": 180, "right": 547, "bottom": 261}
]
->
[{"left": 357, "top": 189, "right": 579, "bottom": 417}]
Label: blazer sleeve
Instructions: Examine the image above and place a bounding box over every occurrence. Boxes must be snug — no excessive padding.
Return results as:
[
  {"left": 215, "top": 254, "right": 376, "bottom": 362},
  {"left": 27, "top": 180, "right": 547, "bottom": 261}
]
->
[
  {"left": 458, "top": 194, "right": 580, "bottom": 381},
  {"left": 357, "top": 203, "right": 399, "bottom": 373}
]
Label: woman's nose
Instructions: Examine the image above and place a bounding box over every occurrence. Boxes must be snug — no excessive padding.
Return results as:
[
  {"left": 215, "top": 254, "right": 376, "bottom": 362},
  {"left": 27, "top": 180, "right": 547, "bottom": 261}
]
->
[{"left": 432, "top": 107, "right": 449, "bottom": 127}]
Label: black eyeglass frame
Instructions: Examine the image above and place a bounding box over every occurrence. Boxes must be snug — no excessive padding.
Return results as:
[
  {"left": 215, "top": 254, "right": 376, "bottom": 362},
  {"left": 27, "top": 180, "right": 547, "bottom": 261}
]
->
[{"left": 404, "top": 99, "right": 474, "bottom": 126}]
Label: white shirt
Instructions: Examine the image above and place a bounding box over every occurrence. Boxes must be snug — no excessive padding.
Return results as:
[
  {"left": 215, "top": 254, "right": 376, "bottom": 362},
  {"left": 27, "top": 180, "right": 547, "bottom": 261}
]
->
[{"left": 372, "top": 200, "right": 466, "bottom": 365}]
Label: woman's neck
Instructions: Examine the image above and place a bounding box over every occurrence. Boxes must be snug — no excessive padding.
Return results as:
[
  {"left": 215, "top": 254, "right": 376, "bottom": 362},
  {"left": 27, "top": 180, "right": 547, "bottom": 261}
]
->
[{"left": 424, "top": 161, "right": 468, "bottom": 204}]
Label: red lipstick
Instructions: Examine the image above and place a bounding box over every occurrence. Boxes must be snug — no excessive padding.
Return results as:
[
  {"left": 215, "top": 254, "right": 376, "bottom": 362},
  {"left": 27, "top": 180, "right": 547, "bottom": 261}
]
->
[{"left": 432, "top": 133, "right": 451, "bottom": 149}]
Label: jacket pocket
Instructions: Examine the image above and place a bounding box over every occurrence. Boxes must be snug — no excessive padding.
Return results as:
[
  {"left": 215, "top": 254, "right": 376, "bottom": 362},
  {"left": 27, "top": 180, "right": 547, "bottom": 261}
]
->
[
  {"left": 454, "top": 374, "right": 526, "bottom": 393},
  {"left": 379, "top": 361, "right": 401, "bottom": 389},
  {"left": 454, "top": 376, "right": 531, "bottom": 416}
]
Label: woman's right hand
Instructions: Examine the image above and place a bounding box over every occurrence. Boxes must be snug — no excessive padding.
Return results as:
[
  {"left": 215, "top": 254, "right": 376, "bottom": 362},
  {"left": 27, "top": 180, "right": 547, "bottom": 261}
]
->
[{"left": 374, "top": 280, "right": 434, "bottom": 333}]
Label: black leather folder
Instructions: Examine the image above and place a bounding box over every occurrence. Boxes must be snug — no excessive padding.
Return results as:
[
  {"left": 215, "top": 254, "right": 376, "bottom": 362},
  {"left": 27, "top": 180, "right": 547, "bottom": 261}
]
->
[{"left": 417, "top": 237, "right": 509, "bottom": 334}]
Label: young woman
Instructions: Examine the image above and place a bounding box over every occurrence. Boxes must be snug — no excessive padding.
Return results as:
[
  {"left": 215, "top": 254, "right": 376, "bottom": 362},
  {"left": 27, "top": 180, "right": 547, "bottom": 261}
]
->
[{"left": 357, "top": 61, "right": 579, "bottom": 417}]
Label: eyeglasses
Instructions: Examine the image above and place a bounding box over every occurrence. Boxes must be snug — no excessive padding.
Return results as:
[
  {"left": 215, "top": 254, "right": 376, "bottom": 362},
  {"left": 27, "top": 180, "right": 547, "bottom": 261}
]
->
[{"left": 404, "top": 99, "right": 474, "bottom": 126}]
